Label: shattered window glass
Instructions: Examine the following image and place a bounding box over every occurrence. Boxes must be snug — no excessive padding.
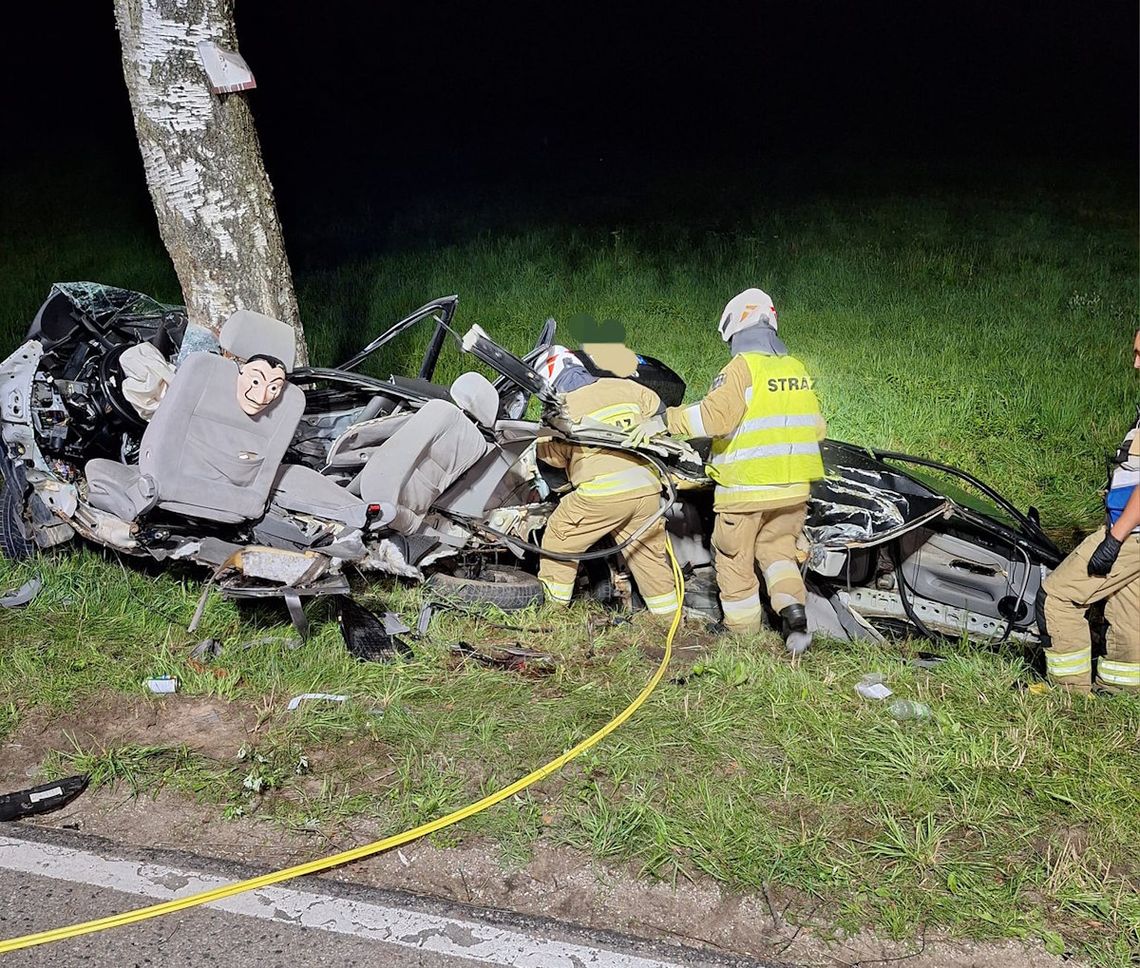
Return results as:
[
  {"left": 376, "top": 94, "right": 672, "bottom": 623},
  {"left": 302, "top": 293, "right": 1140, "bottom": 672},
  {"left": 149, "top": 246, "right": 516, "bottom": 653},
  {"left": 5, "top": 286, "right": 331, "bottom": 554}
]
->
[
  {"left": 30, "top": 282, "right": 187, "bottom": 362},
  {"left": 50, "top": 282, "right": 176, "bottom": 321}
]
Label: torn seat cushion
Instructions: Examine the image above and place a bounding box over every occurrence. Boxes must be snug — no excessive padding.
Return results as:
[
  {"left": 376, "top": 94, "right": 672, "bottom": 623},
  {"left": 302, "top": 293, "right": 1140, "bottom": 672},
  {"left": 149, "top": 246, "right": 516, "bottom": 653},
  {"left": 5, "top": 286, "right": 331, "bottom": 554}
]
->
[
  {"left": 269, "top": 464, "right": 368, "bottom": 529},
  {"left": 85, "top": 459, "right": 158, "bottom": 522},
  {"left": 358, "top": 398, "right": 490, "bottom": 535}
]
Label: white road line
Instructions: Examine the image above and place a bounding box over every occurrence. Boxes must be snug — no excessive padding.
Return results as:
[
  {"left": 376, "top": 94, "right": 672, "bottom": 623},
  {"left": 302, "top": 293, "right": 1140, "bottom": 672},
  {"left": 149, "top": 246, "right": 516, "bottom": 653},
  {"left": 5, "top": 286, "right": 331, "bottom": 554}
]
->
[{"left": 0, "top": 835, "right": 688, "bottom": 968}]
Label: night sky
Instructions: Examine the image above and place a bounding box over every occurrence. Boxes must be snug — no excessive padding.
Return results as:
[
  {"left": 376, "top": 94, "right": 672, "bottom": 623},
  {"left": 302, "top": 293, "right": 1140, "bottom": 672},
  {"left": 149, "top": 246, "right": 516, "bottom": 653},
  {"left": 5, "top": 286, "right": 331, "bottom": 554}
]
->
[{"left": 4, "top": 1, "right": 1136, "bottom": 233}]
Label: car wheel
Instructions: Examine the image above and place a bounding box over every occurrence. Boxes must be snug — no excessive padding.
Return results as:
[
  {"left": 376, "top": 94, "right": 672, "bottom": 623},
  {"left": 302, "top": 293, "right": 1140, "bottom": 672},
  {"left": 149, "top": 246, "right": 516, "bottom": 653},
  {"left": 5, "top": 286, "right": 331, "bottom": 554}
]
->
[
  {"left": 426, "top": 565, "right": 543, "bottom": 611},
  {"left": 0, "top": 476, "right": 36, "bottom": 561}
]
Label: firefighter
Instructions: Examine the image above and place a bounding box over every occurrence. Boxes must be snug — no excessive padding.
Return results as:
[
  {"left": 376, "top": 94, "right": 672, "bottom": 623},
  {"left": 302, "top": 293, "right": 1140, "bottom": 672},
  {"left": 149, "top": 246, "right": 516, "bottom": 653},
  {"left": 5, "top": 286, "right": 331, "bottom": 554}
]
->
[
  {"left": 535, "top": 348, "right": 679, "bottom": 620},
  {"left": 665, "top": 289, "right": 826, "bottom": 654},
  {"left": 1039, "top": 329, "right": 1140, "bottom": 693}
]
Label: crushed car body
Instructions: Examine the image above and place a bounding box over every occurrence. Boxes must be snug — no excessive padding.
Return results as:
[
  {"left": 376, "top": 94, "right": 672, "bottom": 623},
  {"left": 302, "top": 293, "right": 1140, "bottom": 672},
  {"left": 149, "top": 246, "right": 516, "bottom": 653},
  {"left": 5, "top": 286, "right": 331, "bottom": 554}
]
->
[{"left": 0, "top": 283, "right": 1063, "bottom": 649}]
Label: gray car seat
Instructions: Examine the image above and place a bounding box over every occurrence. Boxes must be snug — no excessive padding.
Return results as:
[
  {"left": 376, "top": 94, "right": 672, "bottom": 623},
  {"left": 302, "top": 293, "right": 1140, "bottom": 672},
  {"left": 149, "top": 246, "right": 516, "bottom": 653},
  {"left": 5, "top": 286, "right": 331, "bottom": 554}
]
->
[
  {"left": 269, "top": 464, "right": 368, "bottom": 529},
  {"left": 356, "top": 374, "right": 498, "bottom": 535},
  {"left": 86, "top": 312, "right": 306, "bottom": 524}
]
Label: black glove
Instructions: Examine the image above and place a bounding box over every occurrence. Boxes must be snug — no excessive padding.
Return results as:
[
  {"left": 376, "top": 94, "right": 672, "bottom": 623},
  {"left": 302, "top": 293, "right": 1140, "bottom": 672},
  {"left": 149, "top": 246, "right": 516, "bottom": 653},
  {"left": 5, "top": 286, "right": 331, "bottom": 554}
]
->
[{"left": 1087, "top": 531, "right": 1122, "bottom": 577}]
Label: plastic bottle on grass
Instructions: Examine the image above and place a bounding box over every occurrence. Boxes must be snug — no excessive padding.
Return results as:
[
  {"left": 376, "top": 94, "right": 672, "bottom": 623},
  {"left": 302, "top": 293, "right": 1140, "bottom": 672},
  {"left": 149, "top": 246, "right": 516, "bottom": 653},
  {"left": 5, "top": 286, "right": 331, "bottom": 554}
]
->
[{"left": 888, "top": 699, "right": 931, "bottom": 721}]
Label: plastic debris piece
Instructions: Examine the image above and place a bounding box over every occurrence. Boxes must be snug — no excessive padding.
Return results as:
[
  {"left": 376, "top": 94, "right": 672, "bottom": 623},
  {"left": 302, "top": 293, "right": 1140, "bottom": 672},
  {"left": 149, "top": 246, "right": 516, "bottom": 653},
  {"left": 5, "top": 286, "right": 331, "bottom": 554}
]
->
[
  {"left": 287, "top": 693, "right": 348, "bottom": 711},
  {"left": 0, "top": 775, "right": 88, "bottom": 822},
  {"left": 189, "top": 638, "right": 223, "bottom": 660},
  {"left": 144, "top": 675, "right": 179, "bottom": 694},
  {"left": 284, "top": 590, "right": 310, "bottom": 641},
  {"left": 0, "top": 578, "right": 42, "bottom": 609},
  {"left": 335, "top": 596, "right": 413, "bottom": 663},
  {"left": 416, "top": 604, "right": 434, "bottom": 635},
  {"left": 888, "top": 699, "right": 932, "bottom": 721},
  {"left": 855, "top": 673, "right": 893, "bottom": 701},
  {"left": 382, "top": 612, "right": 412, "bottom": 636},
  {"left": 188, "top": 582, "right": 213, "bottom": 634},
  {"left": 909, "top": 653, "right": 945, "bottom": 670},
  {"left": 452, "top": 641, "right": 557, "bottom": 677}
]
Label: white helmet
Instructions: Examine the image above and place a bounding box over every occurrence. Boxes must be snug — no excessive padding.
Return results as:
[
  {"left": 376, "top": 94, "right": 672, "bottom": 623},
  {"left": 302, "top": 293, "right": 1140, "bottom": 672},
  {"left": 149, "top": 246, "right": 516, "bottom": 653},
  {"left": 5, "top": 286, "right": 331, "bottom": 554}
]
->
[
  {"left": 539, "top": 344, "right": 581, "bottom": 384},
  {"left": 717, "top": 288, "right": 778, "bottom": 342}
]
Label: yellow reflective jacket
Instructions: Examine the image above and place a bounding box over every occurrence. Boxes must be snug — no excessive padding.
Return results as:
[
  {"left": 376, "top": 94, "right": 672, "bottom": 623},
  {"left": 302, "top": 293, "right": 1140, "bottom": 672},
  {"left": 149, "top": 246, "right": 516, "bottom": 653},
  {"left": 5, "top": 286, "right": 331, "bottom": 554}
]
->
[
  {"left": 667, "top": 353, "right": 826, "bottom": 511},
  {"left": 537, "top": 378, "right": 663, "bottom": 499}
]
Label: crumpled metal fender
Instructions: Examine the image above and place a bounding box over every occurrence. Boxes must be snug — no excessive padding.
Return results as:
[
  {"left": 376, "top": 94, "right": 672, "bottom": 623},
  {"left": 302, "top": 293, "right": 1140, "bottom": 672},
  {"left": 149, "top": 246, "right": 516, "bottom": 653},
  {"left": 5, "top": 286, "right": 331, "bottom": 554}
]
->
[
  {"left": 0, "top": 340, "right": 76, "bottom": 548},
  {"left": 0, "top": 340, "right": 47, "bottom": 470}
]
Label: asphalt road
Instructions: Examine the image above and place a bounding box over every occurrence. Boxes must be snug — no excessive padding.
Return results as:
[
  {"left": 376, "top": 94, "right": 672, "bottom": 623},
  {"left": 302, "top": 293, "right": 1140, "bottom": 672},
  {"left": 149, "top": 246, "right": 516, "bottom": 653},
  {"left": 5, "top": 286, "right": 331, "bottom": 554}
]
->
[{"left": 0, "top": 826, "right": 782, "bottom": 968}]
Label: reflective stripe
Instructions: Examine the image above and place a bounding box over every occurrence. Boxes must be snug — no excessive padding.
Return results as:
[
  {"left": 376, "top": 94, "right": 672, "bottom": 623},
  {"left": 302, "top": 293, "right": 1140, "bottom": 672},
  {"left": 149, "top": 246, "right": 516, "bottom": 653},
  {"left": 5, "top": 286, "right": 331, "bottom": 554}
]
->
[
  {"left": 684, "top": 404, "right": 706, "bottom": 437},
  {"left": 763, "top": 560, "right": 801, "bottom": 586},
  {"left": 577, "top": 466, "right": 659, "bottom": 496},
  {"left": 714, "top": 481, "right": 810, "bottom": 507},
  {"left": 1098, "top": 659, "right": 1140, "bottom": 686},
  {"left": 718, "top": 482, "right": 798, "bottom": 494},
  {"left": 721, "top": 592, "right": 762, "bottom": 617},
  {"left": 709, "top": 353, "right": 824, "bottom": 488},
  {"left": 735, "top": 413, "right": 820, "bottom": 435},
  {"left": 1045, "top": 648, "right": 1092, "bottom": 677},
  {"left": 586, "top": 403, "right": 640, "bottom": 427},
  {"left": 711, "top": 442, "right": 821, "bottom": 465},
  {"left": 540, "top": 579, "right": 574, "bottom": 603},
  {"left": 643, "top": 591, "right": 679, "bottom": 614}
]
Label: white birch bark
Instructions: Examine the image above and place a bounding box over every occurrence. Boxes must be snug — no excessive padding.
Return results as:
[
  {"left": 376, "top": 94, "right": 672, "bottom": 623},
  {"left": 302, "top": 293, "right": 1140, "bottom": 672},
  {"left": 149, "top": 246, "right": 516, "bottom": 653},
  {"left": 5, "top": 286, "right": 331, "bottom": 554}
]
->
[{"left": 113, "top": 0, "right": 307, "bottom": 364}]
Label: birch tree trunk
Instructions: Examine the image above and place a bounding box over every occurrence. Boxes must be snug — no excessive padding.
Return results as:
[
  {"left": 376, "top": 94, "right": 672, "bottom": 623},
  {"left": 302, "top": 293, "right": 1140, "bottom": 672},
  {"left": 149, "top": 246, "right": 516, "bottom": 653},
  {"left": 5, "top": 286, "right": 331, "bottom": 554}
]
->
[{"left": 113, "top": 0, "right": 307, "bottom": 365}]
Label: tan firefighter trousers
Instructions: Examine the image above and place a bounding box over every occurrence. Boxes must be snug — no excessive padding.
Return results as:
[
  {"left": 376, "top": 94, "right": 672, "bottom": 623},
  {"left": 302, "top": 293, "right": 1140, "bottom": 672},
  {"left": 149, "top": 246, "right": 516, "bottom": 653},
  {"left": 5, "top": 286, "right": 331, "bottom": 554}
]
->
[
  {"left": 1042, "top": 530, "right": 1139, "bottom": 692},
  {"left": 712, "top": 502, "right": 807, "bottom": 634},
  {"left": 539, "top": 490, "right": 678, "bottom": 617}
]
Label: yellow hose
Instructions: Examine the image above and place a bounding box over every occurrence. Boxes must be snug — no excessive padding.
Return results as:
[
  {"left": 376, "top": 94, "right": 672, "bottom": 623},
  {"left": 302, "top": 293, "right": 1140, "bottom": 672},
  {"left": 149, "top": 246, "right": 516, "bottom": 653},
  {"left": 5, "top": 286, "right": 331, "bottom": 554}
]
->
[{"left": 0, "top": 539, "right": 684, "bottom": 953}]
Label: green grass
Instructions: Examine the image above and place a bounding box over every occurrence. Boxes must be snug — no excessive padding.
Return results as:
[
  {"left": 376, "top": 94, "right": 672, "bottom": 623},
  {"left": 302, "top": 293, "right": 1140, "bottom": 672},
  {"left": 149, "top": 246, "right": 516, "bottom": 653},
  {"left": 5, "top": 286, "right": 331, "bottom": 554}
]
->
[
  {"left": 3, "top": 161, "right": 1136, "bottom": 531},
  {"left": 3, "top": 550, "right": 1139, "bottom": 964},
  {"left": 2, "top": 162, "right": 1139, "bottom": 963}
]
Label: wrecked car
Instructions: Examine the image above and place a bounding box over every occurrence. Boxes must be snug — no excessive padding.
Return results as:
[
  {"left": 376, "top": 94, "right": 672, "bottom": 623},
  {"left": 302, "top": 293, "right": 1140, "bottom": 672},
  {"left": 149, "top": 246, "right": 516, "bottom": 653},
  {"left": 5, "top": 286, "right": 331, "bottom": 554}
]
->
[{"left": 0, "top": 283, "right": 1063, "bottom": 649}]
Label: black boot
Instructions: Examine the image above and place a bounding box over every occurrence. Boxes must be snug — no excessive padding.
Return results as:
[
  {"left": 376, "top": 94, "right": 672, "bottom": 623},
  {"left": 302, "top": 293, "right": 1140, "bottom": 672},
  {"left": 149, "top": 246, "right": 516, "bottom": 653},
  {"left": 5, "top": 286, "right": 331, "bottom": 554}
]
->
[{"left": 779, "top": 603, "right": 811, "bottom": 656}]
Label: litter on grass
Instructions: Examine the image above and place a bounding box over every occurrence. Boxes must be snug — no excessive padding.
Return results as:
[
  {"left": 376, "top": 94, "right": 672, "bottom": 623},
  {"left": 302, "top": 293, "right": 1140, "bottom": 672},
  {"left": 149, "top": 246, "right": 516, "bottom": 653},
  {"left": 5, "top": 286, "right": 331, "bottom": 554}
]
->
[
  {"left": 452, "top": 641, "right": 557, "bottom": 677},
  {"left": 889, "top": 699, "right": 932, "bottom": 720},
  {"left": 334, "top": 596, "right": 413, "bottom": 663},
  {"left": 382, "top": 611, "right": 412, "bottom": 635},
  {"left": 144, "top": 675, "right": 179, "bottom": 694},
  {"left": 909, "top": 653, "right": 946, "bottom": 670},
  {"left": 189, "top": 638, "right": 223, "bottom": 660},
  {"left": 0, "top": 775, "right": 88, "bottom": 821},
  {"left": 0, "top": 578, "right": 42, "bottom": 608},
  {"left": 287, "top": 693, "right": 348, "bottom": 711},
  {"left": 855, "top": 673, "right": 893, "bottom": 701}
]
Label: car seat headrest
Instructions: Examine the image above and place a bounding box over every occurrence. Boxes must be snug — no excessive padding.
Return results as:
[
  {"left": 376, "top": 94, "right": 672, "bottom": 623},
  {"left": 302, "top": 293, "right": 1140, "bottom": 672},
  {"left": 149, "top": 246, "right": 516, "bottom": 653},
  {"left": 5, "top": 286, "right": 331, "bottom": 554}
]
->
[
  {"left": 449, "top": 371, "right": 498, "bottom": 429},
  {"left": 219, "top": 309, "right": 297, "bottom": 372}
]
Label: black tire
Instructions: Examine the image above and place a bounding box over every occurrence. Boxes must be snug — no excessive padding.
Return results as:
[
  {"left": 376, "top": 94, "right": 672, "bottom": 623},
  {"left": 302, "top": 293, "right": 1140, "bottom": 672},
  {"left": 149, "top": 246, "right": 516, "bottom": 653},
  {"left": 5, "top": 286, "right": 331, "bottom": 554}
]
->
[
  {"left": 0, "top": 477, "right": 36, "bottom": 561},
  {"left": 426, "top": 565, "right": 544, "bottom": 611}
]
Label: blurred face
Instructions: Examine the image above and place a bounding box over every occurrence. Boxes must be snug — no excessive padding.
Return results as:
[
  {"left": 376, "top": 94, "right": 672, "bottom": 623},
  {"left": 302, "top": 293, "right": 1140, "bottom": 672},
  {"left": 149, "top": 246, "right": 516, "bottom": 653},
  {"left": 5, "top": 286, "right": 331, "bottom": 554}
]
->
[
  {"left": 582, "top": 342, "right": 639, "bottom": 378},
  {"left": 236, "top": 359, "right": 286, "bottom": 416},
  {"left": 1133, "top": 330, "right": 1139, "bottom": 370}
]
